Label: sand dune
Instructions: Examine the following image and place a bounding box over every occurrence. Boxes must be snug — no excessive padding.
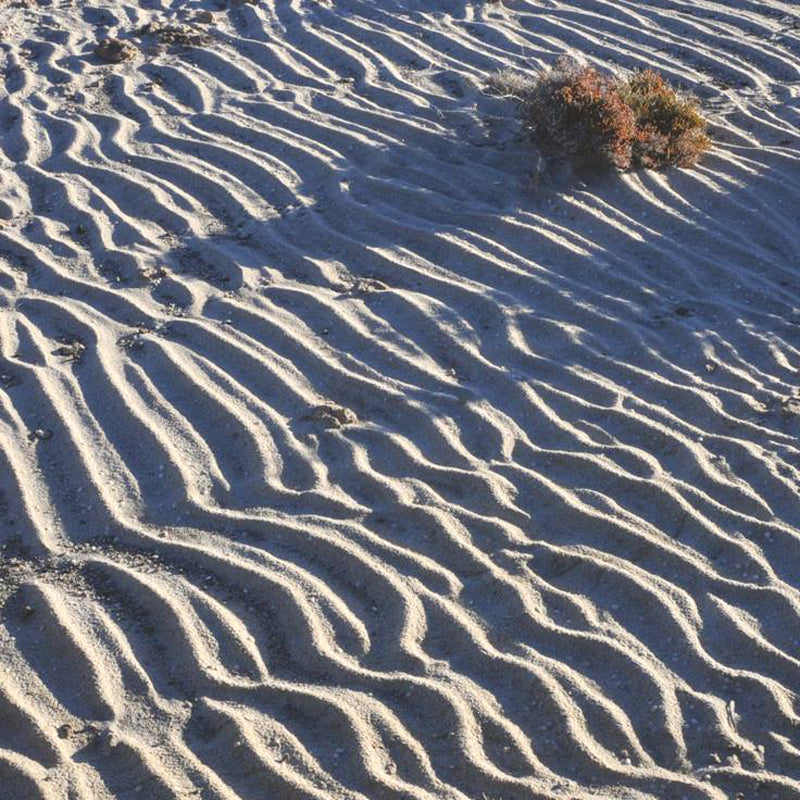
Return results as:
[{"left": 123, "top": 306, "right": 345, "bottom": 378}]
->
[{"left": 1, "top": 0, "right": 800, "bottom": 797}]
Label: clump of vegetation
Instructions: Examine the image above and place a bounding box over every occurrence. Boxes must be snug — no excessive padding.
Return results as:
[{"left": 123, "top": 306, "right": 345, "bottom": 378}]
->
[
  {"left": 619, "top": 69, "right": 711, "bottom": 169},
  {"left": 520, "top": 63, "right": 636, "bottom": 171},
  {"left": 488, "top": 61, "right": 710, "bottom": 173}
]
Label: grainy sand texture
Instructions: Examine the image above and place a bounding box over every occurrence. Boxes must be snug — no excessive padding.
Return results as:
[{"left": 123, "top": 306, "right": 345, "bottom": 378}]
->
[{"left": 1, "top": 0, "right": 800, "bottom": 798}]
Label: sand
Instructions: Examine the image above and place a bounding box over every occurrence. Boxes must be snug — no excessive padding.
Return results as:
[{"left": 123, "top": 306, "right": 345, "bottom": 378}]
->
[{"left": 1, "top": 0, "right": 800, "bottom": 798}]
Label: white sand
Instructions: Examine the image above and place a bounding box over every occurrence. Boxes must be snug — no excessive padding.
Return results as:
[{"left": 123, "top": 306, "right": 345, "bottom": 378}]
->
[{"left": 1, "top": 0, "right": 800, "bottom": 798}]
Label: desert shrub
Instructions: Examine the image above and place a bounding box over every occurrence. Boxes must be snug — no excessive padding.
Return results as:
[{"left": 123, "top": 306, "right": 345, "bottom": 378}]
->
[
  {"left": 492, "top": 61, "right": 710, "bottom": 173},
  {"left": 521, "top": 63, "right": 636, "bottom": 171},
  {"left": 620, "top": 69, "right": 711, "bottom": 169}
]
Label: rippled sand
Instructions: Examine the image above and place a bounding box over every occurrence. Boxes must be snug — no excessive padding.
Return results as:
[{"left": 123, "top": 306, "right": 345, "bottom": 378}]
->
[{"left": 1, "top": 1, "right": 800, "bottom": 798}]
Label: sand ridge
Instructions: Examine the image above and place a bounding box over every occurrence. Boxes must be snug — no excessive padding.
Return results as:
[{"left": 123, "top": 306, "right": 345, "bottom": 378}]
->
[{"left": 1, "top": 0, "right": 800, "bottom": 798}]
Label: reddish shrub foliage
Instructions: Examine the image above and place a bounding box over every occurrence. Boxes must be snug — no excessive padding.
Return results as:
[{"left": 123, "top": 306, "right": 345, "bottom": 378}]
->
[
  {"left": 520, "top": 63, "right": 710, "bottom": 172},
  {"left": 523, "top": 65, "right": 636, "bottom": 170},
  {"left": 621, "top": 69, "right": 711, "bottom": 169}
]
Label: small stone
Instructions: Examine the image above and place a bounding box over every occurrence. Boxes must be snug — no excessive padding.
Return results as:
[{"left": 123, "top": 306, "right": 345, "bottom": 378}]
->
[
  {"left": 352, "top": 278, "right": 388, "bottom": 295},
  {"left": 139, "top": 21, "right": 210, "bottom": 46},
  {"left": 95, "top": 38, "right": 137, "bottom": 64},
  {"left": 306, "top": 404, "right": 357, "bottom": 429},
  {"left": 140, "top": 264, "right": 167, "bottom": 282},
  {"left": 53, "top": 340, "right": 86, "bottom": 362}
]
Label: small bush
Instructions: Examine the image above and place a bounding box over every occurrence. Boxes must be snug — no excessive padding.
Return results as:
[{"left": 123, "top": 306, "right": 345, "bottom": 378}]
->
[
  {"left": 493, "top": 61, "right": 710, "bottom": 173},
  {"left": 620, "top": 69, "right": 711, "bottom": 169},
  {"left": 521, "top": 63, "right": 637, "bottom": 171}
]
